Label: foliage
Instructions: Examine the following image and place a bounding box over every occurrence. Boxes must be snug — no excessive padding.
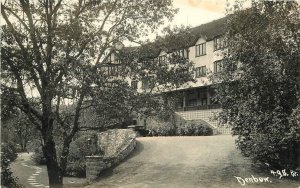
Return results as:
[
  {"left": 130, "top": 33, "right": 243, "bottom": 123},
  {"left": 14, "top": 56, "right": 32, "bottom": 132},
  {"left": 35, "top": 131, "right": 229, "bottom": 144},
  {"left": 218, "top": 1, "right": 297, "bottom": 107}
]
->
[
  {"left": 65, "top": 133, "right": 102, "bottom": 177},
  {"left": 1, "top": 112, "right": 37, "bottom": 152},
  {"left": 212, "top": 1, "right": 300, "bottom": 169},
  {"left": 147, "top": 113, "right": 213, "bottom": 136},
  {"left": 1, "top": 88, "right": 38, "bottom": 152},
  {"left": 0, "top": 0, "right": 191, "bottom": 186},
  {"left": 31, "top": 133, "right": 101, "bottom": 177},
  {"left": 147, "top": 116, "right": 176, "bottom": 136},
  {"left": 1, "top": 151, "right": 23, "bottom": 188},
  {"left": 31, "top": 146, "right": 47, "bottom": 165},
  {"left": 177, "top": 121, "right": 213, "bottom": 136},
  {"left": 1, "top": 142, "right": 18, "bottom": 162}
]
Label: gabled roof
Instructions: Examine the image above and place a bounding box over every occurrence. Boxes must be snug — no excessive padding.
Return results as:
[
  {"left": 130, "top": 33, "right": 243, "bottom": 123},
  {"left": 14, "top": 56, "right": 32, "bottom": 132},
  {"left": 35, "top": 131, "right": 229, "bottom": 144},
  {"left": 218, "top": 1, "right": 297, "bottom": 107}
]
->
[
  {"left": 120, "top": 16, "right": 228, "bottom": 59},
  {"left": 190, "top": 16, "right": 228, "bottom": 42}
]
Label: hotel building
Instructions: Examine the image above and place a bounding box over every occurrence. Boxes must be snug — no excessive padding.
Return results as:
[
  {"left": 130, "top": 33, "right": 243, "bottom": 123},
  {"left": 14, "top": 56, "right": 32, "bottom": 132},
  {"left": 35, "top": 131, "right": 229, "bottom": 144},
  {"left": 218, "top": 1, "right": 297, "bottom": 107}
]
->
[{"left": 102, "top": 17, "right": 231, "bottom": 134}]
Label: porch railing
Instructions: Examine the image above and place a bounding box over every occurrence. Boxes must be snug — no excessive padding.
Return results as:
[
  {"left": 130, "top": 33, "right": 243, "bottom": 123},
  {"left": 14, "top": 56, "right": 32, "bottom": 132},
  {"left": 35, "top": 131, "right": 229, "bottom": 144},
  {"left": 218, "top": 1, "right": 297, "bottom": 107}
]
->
[{"left": 176, "top": 104, "right": 221, "bottom": 111}]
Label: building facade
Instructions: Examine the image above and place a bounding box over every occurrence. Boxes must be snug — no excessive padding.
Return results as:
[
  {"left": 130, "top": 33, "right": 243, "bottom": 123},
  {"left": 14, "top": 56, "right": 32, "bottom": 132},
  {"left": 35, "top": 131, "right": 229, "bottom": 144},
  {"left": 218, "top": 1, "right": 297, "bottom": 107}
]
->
[{"left": 103, "top": 17, "right": 231, "bottom": 134}]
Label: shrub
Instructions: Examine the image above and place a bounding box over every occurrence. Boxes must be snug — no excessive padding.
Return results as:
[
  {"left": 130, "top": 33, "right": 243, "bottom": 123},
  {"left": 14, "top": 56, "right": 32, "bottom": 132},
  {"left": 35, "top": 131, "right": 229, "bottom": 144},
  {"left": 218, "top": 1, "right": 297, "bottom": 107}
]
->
[
  {"left": 28, "top": 139, "right": 47, "bottom": 165},
  {"left": 65, "top": 133, "right": 102, "bottom": 177},
  {"left": 210, "top": 1, "right": 300, "bottom": 169},
  {"left": 31, "top": 146, "right": 46, "bottom": 165},
  {"left": 1, "top": 152, "right": 23, "bottom": 188},
  {"left": 30, "top": 133, "right": 102, "bottom": 177},
  {"left": 146, "top": 117, "right": 177, "bottom": 136},
  {"left": 146, "top": 114, "right": 213, "bottom": 136},
  {"left": 1, "top": 142, "right": 18, "bottom": 162},
  {"left": 177, "top": 121, "right": 213, "bottom": 136}
]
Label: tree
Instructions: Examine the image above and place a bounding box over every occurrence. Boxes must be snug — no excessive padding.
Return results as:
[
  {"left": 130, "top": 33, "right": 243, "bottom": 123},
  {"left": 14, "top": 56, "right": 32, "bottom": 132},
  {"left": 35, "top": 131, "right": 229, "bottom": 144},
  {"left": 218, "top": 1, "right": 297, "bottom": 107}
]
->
[
  {"left": 212, "top": 1, "right": 300, "bottom": 168},
  {"left": 1, "top": 0, "right": 194, "bottom": 187},
  {"left": 1, "top": 112, "right": 37, "bottom": 152},
  {"left": 1, "top": 87, "right": 38, "bottom": 152}
]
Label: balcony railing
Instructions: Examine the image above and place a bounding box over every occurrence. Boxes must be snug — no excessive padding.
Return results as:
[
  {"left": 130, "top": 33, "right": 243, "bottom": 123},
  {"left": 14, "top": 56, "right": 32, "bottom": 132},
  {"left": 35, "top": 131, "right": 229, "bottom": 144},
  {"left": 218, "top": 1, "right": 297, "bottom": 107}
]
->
[{"left": 176, "top": 104, "right": 221, "bottom": 111}]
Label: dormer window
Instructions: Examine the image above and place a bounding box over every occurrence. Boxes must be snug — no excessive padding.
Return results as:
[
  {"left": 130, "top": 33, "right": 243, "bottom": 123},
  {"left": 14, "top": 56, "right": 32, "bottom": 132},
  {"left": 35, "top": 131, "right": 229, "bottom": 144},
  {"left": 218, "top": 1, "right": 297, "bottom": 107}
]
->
[
  {"left": 195, "top": 43, "right": 206, "bottom": 57},
  {"left": 174, "top": 49, "right": 189, "bottom": 59},
  {"left": 104, "top": 54, "right": 112, "bottom": 64}
]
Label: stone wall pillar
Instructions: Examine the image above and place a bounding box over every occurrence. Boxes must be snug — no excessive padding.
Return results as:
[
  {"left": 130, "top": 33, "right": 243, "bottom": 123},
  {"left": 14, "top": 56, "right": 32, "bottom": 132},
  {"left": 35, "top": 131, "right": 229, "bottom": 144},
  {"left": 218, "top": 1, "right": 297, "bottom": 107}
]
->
[{"left": 85, "top": 156, "right": 106, "bottom": 183}]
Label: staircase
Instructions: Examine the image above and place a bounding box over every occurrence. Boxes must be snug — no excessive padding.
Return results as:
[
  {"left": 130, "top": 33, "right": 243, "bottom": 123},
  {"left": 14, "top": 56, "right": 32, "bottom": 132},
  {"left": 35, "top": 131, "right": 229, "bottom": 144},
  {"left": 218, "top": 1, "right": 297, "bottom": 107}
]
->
[{"left": 176, "top": 109, "right": 231, "bottom": 135}]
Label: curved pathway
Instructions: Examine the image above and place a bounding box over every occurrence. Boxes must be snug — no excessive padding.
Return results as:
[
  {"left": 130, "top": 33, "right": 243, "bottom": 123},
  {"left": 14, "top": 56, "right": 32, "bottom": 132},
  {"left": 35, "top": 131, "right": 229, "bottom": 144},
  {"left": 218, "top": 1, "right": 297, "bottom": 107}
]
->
[
  {"left": 11, "top": 152, "right": 49, "bottom": 188},
  {"left": 86, "top": 136, "right": 300, "bottom": 188}
]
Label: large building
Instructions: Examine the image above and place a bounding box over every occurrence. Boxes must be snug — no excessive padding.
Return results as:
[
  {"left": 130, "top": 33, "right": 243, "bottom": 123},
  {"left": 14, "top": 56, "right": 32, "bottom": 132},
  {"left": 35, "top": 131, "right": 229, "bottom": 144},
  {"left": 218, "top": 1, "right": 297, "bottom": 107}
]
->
[{"left": 103, "top": 17, "right": 231, "bottom": 134}]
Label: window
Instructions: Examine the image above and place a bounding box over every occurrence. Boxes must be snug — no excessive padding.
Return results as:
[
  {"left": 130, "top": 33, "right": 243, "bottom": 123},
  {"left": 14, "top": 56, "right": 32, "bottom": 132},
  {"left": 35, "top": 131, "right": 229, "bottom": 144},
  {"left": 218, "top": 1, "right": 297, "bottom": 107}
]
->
[
  {"left": 115, "top": 57, "right": 122, "bottom": 64},
  {"left": 214, "top": 60, "right": 223, "bottom": 73},
  {"left": 104, "top": 54, "right": 112, "bottom": 64},
  {"left": 102, "top": 64, "right": 121, "bottom": 76},
  {"left": 158, "top": 55, "right": 167, "bottom": 65},
  {"left": 108, "top": 65, "right": 119, "bottom": 76},
  {"left": 174, "top": 49, "right": 189, "bottom": 59},
  {"left": 214, "top": 36, "right": 226, "bottom": 51},
  {"left": 142, "top": 78, "right": 150, "bottom": 90},
  {"left": 195, "top": 43, "right": 206, "bottom": 57},
  {"left": 229, "top": 62, "right": 238, "bottom": 71},
  {"left": 131, "top": 80, "right": 138, "bottom": 90},
  {"left": 195, "top": 66, "right": 206, "bottom": 77}
]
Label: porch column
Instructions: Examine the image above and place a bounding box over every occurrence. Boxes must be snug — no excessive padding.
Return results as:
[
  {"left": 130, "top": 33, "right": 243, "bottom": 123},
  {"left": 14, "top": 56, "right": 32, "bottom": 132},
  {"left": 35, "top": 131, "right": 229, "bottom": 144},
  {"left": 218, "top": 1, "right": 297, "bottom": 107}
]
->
[
  {"left": 207, "top": 86, "right": 211, "bottom": 106},
  {"left": 183, "top": 91, "right": 186, "bottom": 111}
]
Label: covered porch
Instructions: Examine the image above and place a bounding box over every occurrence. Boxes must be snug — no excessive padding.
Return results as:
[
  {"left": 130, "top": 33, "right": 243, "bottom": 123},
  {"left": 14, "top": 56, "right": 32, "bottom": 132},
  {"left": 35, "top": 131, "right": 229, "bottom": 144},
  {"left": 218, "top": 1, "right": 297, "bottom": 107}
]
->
[{"left": 176, "top": 86, "right": 221, "bottom": 112}]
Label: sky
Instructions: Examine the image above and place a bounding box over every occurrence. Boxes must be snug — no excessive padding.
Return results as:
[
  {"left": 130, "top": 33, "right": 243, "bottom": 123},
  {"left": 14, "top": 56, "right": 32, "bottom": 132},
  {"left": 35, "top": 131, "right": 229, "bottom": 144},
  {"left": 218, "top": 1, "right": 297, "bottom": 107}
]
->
[
  {"left": 172, "top": 0, "right": 227, "bottom": 27},
  {"left": 139, "top": 0, "right": 228, "bottom": 44},
  {"left": 171, "top": 0, "right": 300, "bottom": 28}
]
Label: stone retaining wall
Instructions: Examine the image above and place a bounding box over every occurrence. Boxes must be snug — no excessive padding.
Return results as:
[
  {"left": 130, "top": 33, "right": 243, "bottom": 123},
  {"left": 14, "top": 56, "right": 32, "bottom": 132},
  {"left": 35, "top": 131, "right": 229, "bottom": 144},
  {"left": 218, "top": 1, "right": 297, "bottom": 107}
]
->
[{"left": 86, "top": 129, "right": 136, "bottom": 182}]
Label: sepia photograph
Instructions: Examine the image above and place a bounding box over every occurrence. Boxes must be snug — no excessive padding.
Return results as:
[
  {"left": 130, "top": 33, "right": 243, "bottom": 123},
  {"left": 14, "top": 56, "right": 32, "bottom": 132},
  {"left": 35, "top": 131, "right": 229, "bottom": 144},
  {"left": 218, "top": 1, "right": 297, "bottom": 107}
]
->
[{"left": 1, "top": 0, "right": 300, "bottom": 187}]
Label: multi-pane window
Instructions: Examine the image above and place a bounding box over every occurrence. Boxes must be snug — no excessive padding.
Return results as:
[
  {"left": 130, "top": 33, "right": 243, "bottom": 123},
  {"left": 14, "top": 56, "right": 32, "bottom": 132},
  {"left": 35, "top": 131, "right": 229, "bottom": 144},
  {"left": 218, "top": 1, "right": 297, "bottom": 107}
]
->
[
  {"left": 214, "top": 60, "right": 223, "bottom": 73},
  {"left": 158, "top": 55, "right": 167, "bottom": 64},
  {"left": 174, "top": 49, "right": 189, "bottom": 59},
  {"left": 214, "top": 36, "right": 226, "bottom": 51},
  {"left": 115, "top": 58, "right": 122, "bottom": 64},
  {"left": 195, "top": 43, "right": 206, "bottom": 57},
  {"left": 102, "top": 65, "right": 121, "bottom": 76},
  {"left": 108, "top": 65, "right": 119, "bottom": 76},
  {"left": 195, "top": 66, "right": 206, "bottom": 77}
]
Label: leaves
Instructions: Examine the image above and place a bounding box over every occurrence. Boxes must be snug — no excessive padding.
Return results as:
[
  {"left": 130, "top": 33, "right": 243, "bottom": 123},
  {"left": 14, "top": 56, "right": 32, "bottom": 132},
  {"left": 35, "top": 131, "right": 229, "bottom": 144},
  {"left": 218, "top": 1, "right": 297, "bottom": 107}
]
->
[
  {"left": 1, "top": 0, "right": 180, "bottom": 184},
  {"left": 212, "top": 1, "right": 300, "bottom": 168}
]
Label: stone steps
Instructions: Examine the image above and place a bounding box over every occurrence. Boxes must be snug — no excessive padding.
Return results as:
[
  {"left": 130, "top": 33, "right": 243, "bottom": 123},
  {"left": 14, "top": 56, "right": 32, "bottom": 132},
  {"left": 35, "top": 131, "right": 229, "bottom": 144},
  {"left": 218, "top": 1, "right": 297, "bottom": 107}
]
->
[{"left": 176, "top": 109, "right": 231, "bottom": 135}]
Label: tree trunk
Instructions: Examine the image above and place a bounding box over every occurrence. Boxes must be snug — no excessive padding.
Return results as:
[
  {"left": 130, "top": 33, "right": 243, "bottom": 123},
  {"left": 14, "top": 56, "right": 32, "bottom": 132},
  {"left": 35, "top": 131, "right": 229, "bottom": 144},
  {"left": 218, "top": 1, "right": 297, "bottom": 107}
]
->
[
  {"left": 41, "top": 112, "right": 63, "bottom": 188},
  {"left": 43, "top": 139, "right": 63, "bottom": 188}
]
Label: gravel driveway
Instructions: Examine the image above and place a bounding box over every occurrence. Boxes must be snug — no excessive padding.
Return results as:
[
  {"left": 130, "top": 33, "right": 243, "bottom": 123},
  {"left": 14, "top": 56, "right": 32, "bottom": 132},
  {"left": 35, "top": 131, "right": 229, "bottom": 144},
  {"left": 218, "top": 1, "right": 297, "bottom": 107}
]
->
[{"left": 86, "top": 136, "right": 299, "bottom": 188}]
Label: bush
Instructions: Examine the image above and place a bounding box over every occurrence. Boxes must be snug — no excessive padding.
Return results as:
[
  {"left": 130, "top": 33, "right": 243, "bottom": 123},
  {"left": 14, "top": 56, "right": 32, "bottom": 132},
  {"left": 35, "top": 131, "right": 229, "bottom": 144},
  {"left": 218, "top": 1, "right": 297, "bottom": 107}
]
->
[
  {"left": 31, "top": 146, "right": 46, "bottom": 165},
  {"left": 146, "top": 114, "right": 213, "bottom": 136},
  {"left": 177, "top": 121, "right": 213, "bottom": 136},
  {"left": 1, "top": 142, "right": 18, "bottom": 162},
  {"left": 146, "top": 117, "right": 177, "bottom": 136},
  {"left": 30, "top": 133, "right": 102, "bottom": 177},
  {"left": 29, "top": 139, "right": 47, "bottom": 165},
  {"left": 1, "top": 152, "right": 23, "bottom": 188},
  {"left": 65, "top": 133, "right": 102, "bottom": 177}
]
